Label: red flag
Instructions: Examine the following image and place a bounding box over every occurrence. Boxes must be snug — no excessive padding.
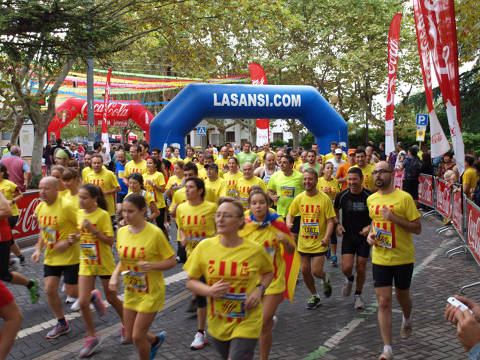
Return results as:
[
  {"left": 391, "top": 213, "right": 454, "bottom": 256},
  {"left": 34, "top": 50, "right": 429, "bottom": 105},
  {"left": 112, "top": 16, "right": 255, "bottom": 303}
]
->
[
  {"left": 413, "top": 0, "right": 450, "bottom": 157},
  {"left": 248, "top": 63, "right": 269, "bottom": 146},
  {"left": 384, "top": 13, "right": 402, "bottom": 156},
  {"left": 418, "top": 0, "right": 464, "bottom": 174},
  {"left": 101, "top": 68, "right": 112, "bottom": 151}
]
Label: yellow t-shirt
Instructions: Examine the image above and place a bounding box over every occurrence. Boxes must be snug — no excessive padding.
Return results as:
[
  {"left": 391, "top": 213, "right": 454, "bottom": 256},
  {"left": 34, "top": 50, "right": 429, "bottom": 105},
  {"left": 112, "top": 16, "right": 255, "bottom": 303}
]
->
[
  {"left": 215, "top": 157, "right": 230, "bottom": 175},
  {"left": 352, "top": 163, "right": 375, "bottom": 191},
  {"left": 184, "top": 235, "right": 273, "bottom": 341},
  {"left": 288, "top": 191, "right": 336, "bottom": 253},
  {"left": 317, "top": 177, "right": 341, "bottom": 202},
  {"left": 58, "top": 189, "right": 70, "bottom": 198},
  {"left": 367, "top": 189, "right": 420, "bottom": 266},
  {"left": 235, "top": 176, "right": 267, "bottom": 210},
  {"left": 63, "top": 192, "right": 79, "bottom": 212},
  {"left": 170, "top": 186, "right": 216, "bottom": 211},
  {"left": 205, "top": 177, "right": 226, "bottom": 203},
  {"left": 124, "top": 160, "right": 147, "bottom": 179},
  {"left": 198, "top": 167, "right": 208, "bottom": 181},
  {"left": 239, "top": 217, "right": 295, "bottom": 295},
  {"left": 463, "top": 167, "right": 478, "bottom": 200},
  {"left": 117, "top": 222, "right": 175, "bottom": 313},
  {"left": 82, "top": 167, "right": 93, "bottom": 182},
  {"left": 77, "top": 207, "right": 115, "bottom": 276},
  {"left": 293, "top": 159, "right": 303, "bottom": 171},
  {"left": 224, "top": 172, "right": 243, "bottom": 197},
  {"left": 165, "top": 175, "right": 184, "bottom": 193},
  {"left": 324, "top": 152, "right": 347, "bottom": 161},
  {"left": 143, "top": 172, "right": 166, "bottom": 209},
  {"left": 85, "top": 169, "right": 120, "bottom": 216},
  {"left": 0, "top": 179, "right": 19, "bottom": 216},
  {"left": 35, "top": 196, "right": 79, "bottom": 266},
  {"left": 176, "top": 201, "right": 217, "bottom": 255}
]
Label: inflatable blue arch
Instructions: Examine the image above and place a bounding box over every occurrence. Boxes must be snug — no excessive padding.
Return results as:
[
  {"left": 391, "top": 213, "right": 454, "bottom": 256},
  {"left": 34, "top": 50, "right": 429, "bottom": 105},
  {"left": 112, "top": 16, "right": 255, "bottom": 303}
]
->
[{"left": 149, "top": 84, "right": 347, "bottom": 155}]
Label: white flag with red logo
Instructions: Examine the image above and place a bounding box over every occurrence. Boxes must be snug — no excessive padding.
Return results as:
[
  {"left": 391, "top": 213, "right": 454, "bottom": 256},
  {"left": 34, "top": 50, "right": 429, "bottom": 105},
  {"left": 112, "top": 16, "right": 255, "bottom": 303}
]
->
[{"left": 248, "top": 63, "right": 269, "bottom": 146}]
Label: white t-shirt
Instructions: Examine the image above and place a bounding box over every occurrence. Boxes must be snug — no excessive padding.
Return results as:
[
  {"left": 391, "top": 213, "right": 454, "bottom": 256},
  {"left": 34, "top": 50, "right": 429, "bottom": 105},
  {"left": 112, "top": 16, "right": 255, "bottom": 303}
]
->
[{"left": 326, "top": 158, "right": 345, "bottom": 174}]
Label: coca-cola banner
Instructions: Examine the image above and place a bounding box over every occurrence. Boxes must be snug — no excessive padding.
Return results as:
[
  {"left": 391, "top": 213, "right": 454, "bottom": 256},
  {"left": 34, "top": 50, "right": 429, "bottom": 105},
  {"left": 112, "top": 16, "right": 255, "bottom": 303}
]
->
[
  {"left": 412, "top": 0, "right": 450, "bottom": 158},
  {"left": 435, "top": 178, "right": 451, "bottom": 220},
  {"left": 48, "top": 98, "right": 153, "bottom": 141},
  {"left": 393, "top": 170, "right": 404, "bottom": 190},
  {"left": 452, "top": 189, "right": 463, "bottom": 239},
  {"left": 418, "top": 174, "right": 434, "bottom": 207},
  {"left": 248, "top": 63, "right": 270, "bottom": 146},
  {"left": 12, "top": 191, "right": 40, "bottom": 241},
  {"left": 466, "top": 198, "right": 480, "bottom": 265},
  {"left": 384, "top": 13, "right": 402, "bottom": 155}
]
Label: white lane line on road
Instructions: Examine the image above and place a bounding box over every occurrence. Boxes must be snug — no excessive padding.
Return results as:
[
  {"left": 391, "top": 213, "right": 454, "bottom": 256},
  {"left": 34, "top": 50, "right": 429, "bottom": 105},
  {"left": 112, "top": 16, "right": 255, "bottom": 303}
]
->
[
  {"left": 17, "top": 271, "right": 188, "bottom": 340},
  {"left": 305, "top": 238, "right": 456, "bottom": 359},
  {"left": 33, "top": 289, "right": 192, "bottom": 360}
]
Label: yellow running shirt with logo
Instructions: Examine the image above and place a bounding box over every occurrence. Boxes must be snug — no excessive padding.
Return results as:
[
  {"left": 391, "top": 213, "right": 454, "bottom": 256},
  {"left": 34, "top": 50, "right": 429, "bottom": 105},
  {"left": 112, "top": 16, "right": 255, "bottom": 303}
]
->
[
  {"left": 143, "top": 171, "right": 166, "bottom": 209},
  {"left": 235, "top": 176, "right": 267, "bottom": 210},
  {"left": 0, "top": 179, "right": 19, "bottom": 216},
  {"left": 117, "top": 222, "right": 175, "bottom": 313},
  {"left": 205, "top": 178, "right": 226, "bottom": 203},
  {"left": 184, "top": 235, "right": 273, "bottom": 341},
  {"left": 352, "top": 163, "right": 376, "bottom": 191},
  {"left": 317, "top": 177, "right": 341, "bottom": 202},
  {"left": 35, "top": 196, "right": 79, "bottom": 266},
  {"left": 77, "top": 207, "right": 115, "bottom": 276},
  {"left": 224, "top": 172, "right": 243, "bottom": 197},
  {"left": 85, "top": 169, "right": 120, "bottom": 216},
  {"left": 166, "top": 175, "right": 184, "bottom": 193},
  {"left": 124, "top": 160, "right": 147, "bottom": 178},
  {"left": 176, "top": 201, "right": 217, "bottom": 256},
  {"left": 367, "top": 189, "right": 420, "bottom": 266},
  {"left": 288, "top": 191, "right": 336, "bottom": 254}
]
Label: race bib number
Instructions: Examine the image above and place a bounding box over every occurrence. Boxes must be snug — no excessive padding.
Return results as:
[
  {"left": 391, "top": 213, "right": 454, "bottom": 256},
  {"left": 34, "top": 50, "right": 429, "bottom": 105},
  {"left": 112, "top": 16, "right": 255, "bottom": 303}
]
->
[
  {"left": 42, "top": 227, "right": 57, "bottom": 244},
  {"left": 265, "top": 246, "right": 275, "bottom": 260},
  {"left": 118, "top": 171, "right": 125, "bottom": 178},
  {"left": 214, "top": 292, "right": 247, "bottom": 318},
  {"left": 122, "top": 270, "right": 147, "bottom": 291},
  {"left": 173, "top": 185, "right": 183, "bottom": 191},
  {"left": 228, "top": 189, "right": 238, "bottom": 197},
  {"left": 375, "top": 228, "right": 393, "bottom": 248},
  {"left": 280, "top": 186, "right": 295, "bottom": 198},
  {"left": 150, "top": 191, "right": 156, "bottom": 201},
  {"left": 80, "top": 243, "right": 98, "bottom": 261},
  {"left": 240, "top": 198, "right": 249, "bottom": 209},
  {"left": 301, "top": 222, "right": 319, "bottom": 237}
]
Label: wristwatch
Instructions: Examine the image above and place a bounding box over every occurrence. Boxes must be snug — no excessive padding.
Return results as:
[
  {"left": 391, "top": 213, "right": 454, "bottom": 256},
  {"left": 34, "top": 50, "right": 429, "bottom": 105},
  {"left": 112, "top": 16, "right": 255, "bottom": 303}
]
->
[{"left": 256, "top": 283, "right": 266, "bottom": 297}]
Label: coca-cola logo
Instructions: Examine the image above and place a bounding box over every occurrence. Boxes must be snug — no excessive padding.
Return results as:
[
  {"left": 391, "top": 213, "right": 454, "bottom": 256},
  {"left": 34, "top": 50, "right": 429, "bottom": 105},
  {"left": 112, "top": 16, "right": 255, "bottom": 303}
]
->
[
  {"left": 80, "top": 102, "right": 130, "bottom": 119},
  {"left": 251, "top": 79, "right": 265, "bottom": 86},
  {"left": 467, "top": 208, "right": 480, "bottom": 262},
  {"left": 436, "top": 181, "right": 451, "bottom": 216},
  {"left": 414, "top": 2, "right": 433, "bottom": 88},
  {"left": 419, "top": 177, "right": 433, "bottom": 203},
  {"left": 386, "top": 39, "right": 399, "bottom": 107},
  {"left": 452, "top": 192, "right": 462, "bottom": 232},
  {"left": 431, "top": 132, "right": 443, "bottom": 144},
  {"left": 12, "top": 197, "right": 41, "bottom": 236}
]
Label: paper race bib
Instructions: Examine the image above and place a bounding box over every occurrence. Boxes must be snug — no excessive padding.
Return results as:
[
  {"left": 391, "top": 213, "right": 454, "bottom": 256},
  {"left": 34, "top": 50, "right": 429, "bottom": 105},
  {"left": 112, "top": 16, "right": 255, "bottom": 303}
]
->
[
  {"left": 42, "top": 227, "right": 57, "bottom": 244},
  {"left": 228, "top": 189, "right": 238, "bottom": 197},
  {"left": 375, "top": 228, "right": 393, "bottom": 248},
  {"left": 265, "top": 246, "right": 275, "bottom": 260},
  {"left": 118, "top": 171, "right": 125, "bottom": 178},
  {"left": 301, "top": 222, "right": 319, "bottom": 237},
  {"left": 150, "top": 191, "right": 156, "bottom": 201},
  {"left": 240, "top": 198, "right": 249, "bottom": 209},
  {"left": 122, "top": 270, "right": 148, "bottom": 291},
  {"left": 80, "top": 243, "right": 98, "bottom": 260},
  {"left": 214, "top": 292, "right": 247, "bottom": 318},
  {"left": 173, "top": 185, "right": 183, "bottom": 191},
  {"left": 280, "top": 186, "right": 295, "bottom": 198}
]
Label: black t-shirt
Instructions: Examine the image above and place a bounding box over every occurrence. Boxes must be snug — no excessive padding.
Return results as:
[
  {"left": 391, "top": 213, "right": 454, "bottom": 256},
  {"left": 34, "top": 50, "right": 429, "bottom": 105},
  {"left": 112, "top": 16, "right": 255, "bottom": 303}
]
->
[{"left": 334, "top": 188, "right": 372, "bottom": 240}]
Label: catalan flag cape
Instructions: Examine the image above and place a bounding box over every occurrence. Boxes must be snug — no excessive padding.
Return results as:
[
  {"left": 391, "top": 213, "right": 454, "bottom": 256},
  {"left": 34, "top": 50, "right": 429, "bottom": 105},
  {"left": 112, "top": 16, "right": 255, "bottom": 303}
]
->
[{"left": 242, "top": 210, "right": 300, "bottom": 303}]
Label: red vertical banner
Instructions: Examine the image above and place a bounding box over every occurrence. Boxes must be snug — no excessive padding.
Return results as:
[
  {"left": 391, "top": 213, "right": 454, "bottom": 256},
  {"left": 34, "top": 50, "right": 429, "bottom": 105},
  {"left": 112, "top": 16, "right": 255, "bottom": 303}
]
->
[
  {"left": 102, "top": 68, "right": 112, "bottom": 152},
  {"left": 418, "top": 0, "right": 464, "bottom": 174},
  {"left": 248, "top": 63, "right": 269, "bottom": 146},
  {"left": 412, "top": 0, "right": 450, "bottom": 158},
  {"left": 384, "top": 13, "right": 402, "bottom": 156}
]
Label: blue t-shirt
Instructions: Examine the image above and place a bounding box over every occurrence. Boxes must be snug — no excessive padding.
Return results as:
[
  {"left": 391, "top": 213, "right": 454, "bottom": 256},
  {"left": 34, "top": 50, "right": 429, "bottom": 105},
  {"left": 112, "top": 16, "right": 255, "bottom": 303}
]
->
[{"left": 115, "top": 161, "right": 128, "bottom": 195}]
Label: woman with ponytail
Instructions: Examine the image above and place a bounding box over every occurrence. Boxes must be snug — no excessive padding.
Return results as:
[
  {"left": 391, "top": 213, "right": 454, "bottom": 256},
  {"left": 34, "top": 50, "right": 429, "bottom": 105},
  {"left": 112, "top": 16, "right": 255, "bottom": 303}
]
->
[{"left": 69, "top": 183, "right": 125, "bottom": 357}]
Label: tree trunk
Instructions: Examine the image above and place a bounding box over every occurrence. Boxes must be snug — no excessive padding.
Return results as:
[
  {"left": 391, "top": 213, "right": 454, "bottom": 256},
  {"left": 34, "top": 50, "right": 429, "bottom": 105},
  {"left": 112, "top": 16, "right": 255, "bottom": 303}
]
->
[
  {"left": 30, "top": 120, "right": 48, "bottom": 185},
  {"left": 10, "top": 114, "right": 24, "bottom": 145}
]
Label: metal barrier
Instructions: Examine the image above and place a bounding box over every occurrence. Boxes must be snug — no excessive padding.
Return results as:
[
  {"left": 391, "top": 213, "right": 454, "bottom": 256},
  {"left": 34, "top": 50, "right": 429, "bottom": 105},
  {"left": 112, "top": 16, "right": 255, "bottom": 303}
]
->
[
  {"left": 434, "top": 178, "right": 453, "bottom": 234},
  {"left": 461, "top": 198, "right": 480, "bottom": 293},
  {"left": 418, "top": 174, "right": 435, "bottom": 217}
]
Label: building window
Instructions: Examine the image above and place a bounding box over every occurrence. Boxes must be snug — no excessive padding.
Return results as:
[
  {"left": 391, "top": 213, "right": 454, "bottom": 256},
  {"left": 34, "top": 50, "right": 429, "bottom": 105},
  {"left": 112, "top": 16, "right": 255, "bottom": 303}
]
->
[
  {"left": 226, "top": 131, "right": 235, "bottom": 143},
  {"left": 273, "top": 132, "right": 283, "bottom": 142}
]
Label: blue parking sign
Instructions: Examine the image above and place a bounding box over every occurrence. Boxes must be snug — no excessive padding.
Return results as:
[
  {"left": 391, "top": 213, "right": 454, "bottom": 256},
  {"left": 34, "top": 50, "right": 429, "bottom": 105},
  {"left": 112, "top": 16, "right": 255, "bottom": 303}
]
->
[{"left": 416, "top": 114, "right": 428, "bottom": 126}]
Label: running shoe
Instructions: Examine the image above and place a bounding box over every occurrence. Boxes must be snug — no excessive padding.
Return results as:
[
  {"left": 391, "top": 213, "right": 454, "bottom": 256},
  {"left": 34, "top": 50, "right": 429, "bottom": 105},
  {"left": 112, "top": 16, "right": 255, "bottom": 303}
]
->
[
  {"left": 378, "top": 349, "right": 393, "bottom": 360},
  {"left": 272, "top": 315, "right": 278, "bottom": 330},
  {"left": 65, "top": 296, "right": 76, "bottom": 304},
  {"left": 331, "top": 255, "right": 338, "bottom": 267},
  {"left": 400, "top": 322, "right": 412, "bottom": 339},
  {"left": 79, "top": 336, "right": 100, "bottom": 358},
  {"left": 322, "top": 274, "right": 332, "bottom": 298},
  {"left": 354, "top": 295, "right": 365, "bottom": 309},
  {"left": 46, "top": 322, "right": 70, "bottom": 339},
  {"left": 61, "top": 283, "right": 66, "bottom": 293},
  {"left": 71, "top": 298, "right": 80, "bottom": 311},
  {"left": 306, "top": 295, "right": 321, "bottom": 310},
  {"left": 325, "top": 248, "right": 331, "bottom": 260},
  {"left": 28, "top": 279, "right": 40, "bottom": 304},
  {"left": 120, "top": 325, "right": 131, "bottom": 344},
  {"left": 190, "top": 331, "right": 207, "bottom": 350},
  {"left": 342, "top": 279, "right": 353, "bottom": 297},
  {"left": 19, "top": 254, "right": 26, "bottom": 265},
  {"left": 8, "top": 258, "right": 19, "bottom": 272},
  {"left": 90, "top": 289, "right": 106, "bottom": 317},
  {"left": 150, "top": 331, "right": 166, "bottom": 359}
]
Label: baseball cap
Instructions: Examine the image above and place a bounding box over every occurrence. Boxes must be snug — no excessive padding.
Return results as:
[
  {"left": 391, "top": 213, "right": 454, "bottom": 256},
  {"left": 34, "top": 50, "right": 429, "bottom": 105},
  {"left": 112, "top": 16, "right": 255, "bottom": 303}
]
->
[
  {"left": 347, "top": 149, "right": 356, "bottom": 155},
  {"left": 228, "top": 147, "right": 234, "bottom": 152},
  {"left": 205, "top": 163, "right": 218, "bottom": 170},
  {"left": 334, "top": 148, "right": 343, "bottom": 155}
]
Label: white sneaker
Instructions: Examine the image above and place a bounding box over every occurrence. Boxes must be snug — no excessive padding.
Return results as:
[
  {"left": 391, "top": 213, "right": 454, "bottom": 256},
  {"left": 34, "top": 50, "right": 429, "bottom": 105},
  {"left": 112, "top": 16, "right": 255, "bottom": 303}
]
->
[
  {"left": 272, "top": 315, "right": 278, "bottom": 330},
  {"left": 65, "top": 296, "right": 76, "bottom": 304},
  {"left": 378, "top": 349, "right": 393, "bottom": 360},
  {"left": 354, "top": 295, "right": 365, "bottom": 309},
  {"left": 190, "top": 331, "right": 207, "bottom": 350},
  {"left": 61, "top": 283, "right": 66, "bottom": 293},
  {"left": 8, "top": 257, "right": 20, "bottom": 272},
  {"left": 342, "top": 279, "right": 353, "bottom": 297},
  {"left": 70, "top": 298, "right": 80, "bottom": 311}
]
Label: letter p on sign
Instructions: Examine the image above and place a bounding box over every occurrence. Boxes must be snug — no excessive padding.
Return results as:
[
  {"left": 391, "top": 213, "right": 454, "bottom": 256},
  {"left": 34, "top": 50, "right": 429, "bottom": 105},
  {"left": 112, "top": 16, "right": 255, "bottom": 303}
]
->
[{"left": 416, "top": 114, "right": 428, "bottom": 126}]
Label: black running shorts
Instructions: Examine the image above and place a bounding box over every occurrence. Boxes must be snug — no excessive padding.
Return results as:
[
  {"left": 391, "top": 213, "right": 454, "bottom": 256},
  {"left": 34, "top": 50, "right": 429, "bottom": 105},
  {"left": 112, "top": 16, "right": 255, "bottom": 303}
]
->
[{"left": 372, "top": 263, "right": 414, "bottom": 289}]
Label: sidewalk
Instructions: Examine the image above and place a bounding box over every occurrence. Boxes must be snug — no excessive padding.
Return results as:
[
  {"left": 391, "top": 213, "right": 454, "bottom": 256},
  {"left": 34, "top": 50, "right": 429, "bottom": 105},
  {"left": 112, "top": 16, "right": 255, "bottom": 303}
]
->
[{"left": 5, "top": 213, "right": 479, "bottom": 359}]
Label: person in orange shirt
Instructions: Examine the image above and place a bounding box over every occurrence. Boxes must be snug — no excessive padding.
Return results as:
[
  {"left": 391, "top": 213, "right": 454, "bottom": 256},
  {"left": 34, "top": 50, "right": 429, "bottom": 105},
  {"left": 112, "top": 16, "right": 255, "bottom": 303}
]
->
[{"left": 336, "top": 149, "right": 356, "bottom": 191}]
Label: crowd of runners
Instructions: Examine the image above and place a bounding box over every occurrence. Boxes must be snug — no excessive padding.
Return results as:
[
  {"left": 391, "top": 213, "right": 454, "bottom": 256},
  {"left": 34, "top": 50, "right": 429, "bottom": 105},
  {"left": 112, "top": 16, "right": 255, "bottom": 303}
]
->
[{"left": 0, "top": 138, "right": 450, "bottom": 360}]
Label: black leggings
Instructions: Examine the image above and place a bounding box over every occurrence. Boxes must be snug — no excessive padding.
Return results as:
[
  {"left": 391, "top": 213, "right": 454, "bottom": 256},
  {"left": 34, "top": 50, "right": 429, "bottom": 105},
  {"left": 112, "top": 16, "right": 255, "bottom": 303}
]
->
[
  {"left": 0, "top": 241, "right": 13, "bottom": 282},
  {"left": 155, "top": 207, "right": 166, "bottom": 233}
]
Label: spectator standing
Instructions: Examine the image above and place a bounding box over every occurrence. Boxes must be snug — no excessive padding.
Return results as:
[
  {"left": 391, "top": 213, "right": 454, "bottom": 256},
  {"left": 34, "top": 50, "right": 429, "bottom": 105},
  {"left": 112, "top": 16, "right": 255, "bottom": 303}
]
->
[
  {"left": 419, "top": 152, "right": 434, "bottom": 175},
  {"left": 0, "top": 146, "right": 31, "bottom": 192},
  {"left": 402, "top": 146, "right": 421, "bottom": 206},
  {"left": 463, "top": 155, "right": 477, "bottom": 200},
  {"left": 43, "top": 144, "right": 53, "bottom": 175}
]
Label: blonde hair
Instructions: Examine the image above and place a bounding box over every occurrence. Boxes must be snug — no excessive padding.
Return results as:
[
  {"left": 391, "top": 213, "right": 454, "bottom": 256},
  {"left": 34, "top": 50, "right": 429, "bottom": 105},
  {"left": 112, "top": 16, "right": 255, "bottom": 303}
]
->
[
  {"left": 444, "top": 170, "right": 458, "bottom": 183},
  {"left": 217, "top": 196, "right": 245, "bottom": 229}
]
